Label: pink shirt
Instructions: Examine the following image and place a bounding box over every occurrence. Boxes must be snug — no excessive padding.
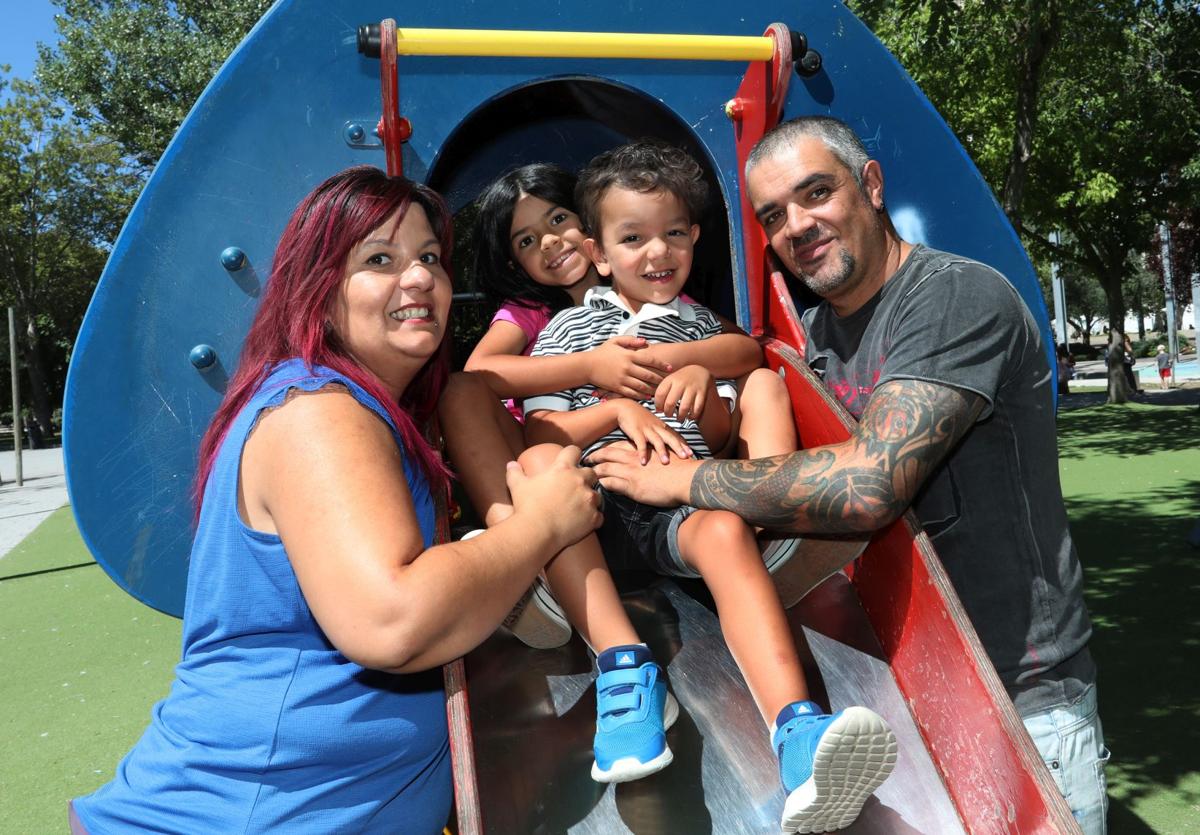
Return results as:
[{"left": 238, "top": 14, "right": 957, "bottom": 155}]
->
[{"left": 491, "top": 302, "right": 552, "bottom": 421}]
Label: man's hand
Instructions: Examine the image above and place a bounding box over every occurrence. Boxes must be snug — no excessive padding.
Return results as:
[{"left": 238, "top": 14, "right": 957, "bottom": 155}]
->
[
  {"left": 586, "top": 336, "right": 672, "bottom": 399},
  {"left": 654, "top": 364, "right": 713, "bottom": 422},
  {"left": 587, "top": 444, "right": 699, "bottom": 507}
]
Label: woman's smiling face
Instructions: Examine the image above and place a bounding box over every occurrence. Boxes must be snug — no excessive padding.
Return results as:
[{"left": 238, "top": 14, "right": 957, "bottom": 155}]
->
[
  {"left": 329, "top": 203, "right": 450, "bottom": 396},
  {"left": 509, "top": 193, "right": 593, "bottom": 293}
]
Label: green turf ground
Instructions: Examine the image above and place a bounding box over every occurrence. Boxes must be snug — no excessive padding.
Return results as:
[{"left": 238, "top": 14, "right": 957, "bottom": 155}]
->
[
  {"left": 2, "top": 401, "right": 1197, "bottom": 832},
  {"left": 1057, "top": 402, "right": 1200, "bottom": 834},
  {"left": 0, "top": 507, "right": 181, "bottom": 833}
]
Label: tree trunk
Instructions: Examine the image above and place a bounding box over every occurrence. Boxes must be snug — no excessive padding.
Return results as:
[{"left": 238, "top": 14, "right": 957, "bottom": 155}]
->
[
  {"left": 1098, "top": 274, "right": 1132, "bottom": 404},
  {"left": 1105, "top": 334, "right": 1130, "bottom": 404},
  {"left": 1001, "top": 3, "right": 1061, "bottom": 226},
  {"left": 19, "top": 314, "right": 55, "bottom": 447}
]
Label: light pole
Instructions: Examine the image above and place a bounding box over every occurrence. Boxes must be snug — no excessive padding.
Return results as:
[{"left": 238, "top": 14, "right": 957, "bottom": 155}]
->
[
  {"left": 7, "top": 306, "right": 22, "bottom": 486},
  {"left": 1050, "top": 230, "right": 1069, "bottom": 350},
  {"left": 1158, "top": 223, "right": 1179, "bottom": 386}
]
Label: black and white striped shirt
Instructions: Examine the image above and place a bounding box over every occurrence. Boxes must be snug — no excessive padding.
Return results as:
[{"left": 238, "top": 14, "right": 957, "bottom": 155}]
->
[{"left": 525, "top": 287, "right": 736, "bottom": 459}]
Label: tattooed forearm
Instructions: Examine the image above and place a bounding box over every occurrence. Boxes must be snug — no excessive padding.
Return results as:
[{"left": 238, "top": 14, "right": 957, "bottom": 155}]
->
[{"left": 690, "top": 379, "right": 983, "bottom": 533}]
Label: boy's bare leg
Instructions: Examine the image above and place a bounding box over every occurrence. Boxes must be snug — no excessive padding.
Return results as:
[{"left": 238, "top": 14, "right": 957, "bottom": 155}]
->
[
  {"left": 676, "top": 508, "right": 808, "bottom": 723},
  {"left": 692, "top": 375, "right": 732, "bottom": 458},
  {"left": 727, "top": 369, "right": 865, "bottom": 606},
  {"left": 518, "top": 443, "right": 640, "bottom": 652},
  {"left": 439, "top": 371, "right": 525, "bottom": 526},
  {"left": 730, "top": 367, "right": 797, "bottom": 458}
]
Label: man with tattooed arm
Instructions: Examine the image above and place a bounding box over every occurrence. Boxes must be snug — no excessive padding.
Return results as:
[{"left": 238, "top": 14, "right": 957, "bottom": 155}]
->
[{"left": 588, "top": 116, "right": 1108, "bottom": 833}]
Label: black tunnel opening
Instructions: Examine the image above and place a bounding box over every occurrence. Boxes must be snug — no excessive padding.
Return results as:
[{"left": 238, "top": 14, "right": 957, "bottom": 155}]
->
[{"left": 429, "top": 77, "right": 737, "bottom": 365}]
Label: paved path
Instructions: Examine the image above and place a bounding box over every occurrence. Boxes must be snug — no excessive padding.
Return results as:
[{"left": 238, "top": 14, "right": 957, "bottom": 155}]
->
[
  {"left": 1070, "top": 350, "right": 1199, "bottom": 387},
  {"left": 0, "top": 447, "right": 69, "bottom": 560}
]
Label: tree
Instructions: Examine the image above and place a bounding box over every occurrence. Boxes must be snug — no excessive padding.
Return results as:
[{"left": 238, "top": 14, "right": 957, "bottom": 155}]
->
[
  {"left": 852, "top": 0, "right": 1200, "bottom": 403},
  {"left": 37, "top": 0, "right": 273, "bottom": 172},
  {"left": 1063, "top": 267, "right": 1108, "bottom": 344},
  {"left": 1147, "top": 219, "right": 1199, "bottom": 325},
  {"left": 0, "top": 70, "right": 139, "bottom": 443}
]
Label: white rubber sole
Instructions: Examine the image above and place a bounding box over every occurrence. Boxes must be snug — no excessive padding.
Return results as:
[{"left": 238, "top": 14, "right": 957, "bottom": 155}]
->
[
  {"left": 591, "top": 692, "right": 680, "bottom": 784},
  {"left": 502, "top": 580, "right": 572, "bottom": 649},
  {"left": 781, "top": 707, "right": 898, "bottom": 833},
  {"left": 765, "top": 537, "right": 869, "bottom": 610},
  {"left": 461, "top": 529, "right": 573, "bottom": 649}
]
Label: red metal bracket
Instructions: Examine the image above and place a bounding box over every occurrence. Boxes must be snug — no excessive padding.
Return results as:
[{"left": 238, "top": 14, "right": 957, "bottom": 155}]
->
[
  {"left": 727, "top": 23, "right": 792, "bottom": 337},
  {"left": 377, "top": 18, "right": 413, "bottom": 177}
]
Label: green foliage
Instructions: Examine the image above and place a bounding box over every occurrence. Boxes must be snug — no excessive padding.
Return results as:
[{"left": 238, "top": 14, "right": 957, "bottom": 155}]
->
[
  {"left": 851, "top": 1, "right": 1200, "bottom": 334},
  {"left": 6, "top": 0, "right": 272, "bottom": 435},
  {"left": 37, "top": 0, "right": 273, "bottom": 171},
  {"left": 0, "top": 68, "right": 141, "bottom": 434}
]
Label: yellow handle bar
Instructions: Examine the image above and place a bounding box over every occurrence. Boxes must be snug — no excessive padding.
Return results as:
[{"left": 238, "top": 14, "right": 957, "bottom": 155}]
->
[{"left": 389, "top": 28, "right": 775, "bottom": 61}]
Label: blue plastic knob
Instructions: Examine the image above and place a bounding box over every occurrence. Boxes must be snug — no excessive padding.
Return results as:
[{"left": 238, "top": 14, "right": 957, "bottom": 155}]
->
[
  {"left": 220, "top": 246, "right": 246, "bottom": 271},
  {"left": 189, "top": 344, "right": 217, "bottom": 370}
]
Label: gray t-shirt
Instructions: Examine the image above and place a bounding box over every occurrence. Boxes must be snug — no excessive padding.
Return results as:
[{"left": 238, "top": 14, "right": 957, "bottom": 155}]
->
[{"left": 802, "top": 245, "right": 1095, "bottom": 715}]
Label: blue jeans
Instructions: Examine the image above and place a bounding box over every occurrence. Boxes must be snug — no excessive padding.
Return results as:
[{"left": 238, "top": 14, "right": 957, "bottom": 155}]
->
[{"left": 1022, "top": 683, "right": 1109, "bottom": 834}]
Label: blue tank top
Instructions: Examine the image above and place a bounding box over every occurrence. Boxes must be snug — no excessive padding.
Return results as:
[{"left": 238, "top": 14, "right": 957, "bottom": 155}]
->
[{"left": 74, "top": 360, "right": 451, "bottom": 833}]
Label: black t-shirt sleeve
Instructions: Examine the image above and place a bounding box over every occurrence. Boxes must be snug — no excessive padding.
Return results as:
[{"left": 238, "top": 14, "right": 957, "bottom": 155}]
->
[{"left": 877, "top": 260, "right": 1028, "bottom": 420}]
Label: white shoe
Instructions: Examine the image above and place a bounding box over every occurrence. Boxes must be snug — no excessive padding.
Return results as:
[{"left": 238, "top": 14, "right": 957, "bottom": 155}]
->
[
  {"left": 461, "top": 529, "right": 573, "bottom": 649},
  {"left": 761, "top": 535, "right": 869, "bottom": 609}
]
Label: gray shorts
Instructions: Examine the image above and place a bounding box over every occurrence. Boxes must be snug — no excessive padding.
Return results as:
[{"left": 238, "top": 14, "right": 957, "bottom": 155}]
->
[{"left": 595, "top": 486, "right": 701, "bottom": 578}]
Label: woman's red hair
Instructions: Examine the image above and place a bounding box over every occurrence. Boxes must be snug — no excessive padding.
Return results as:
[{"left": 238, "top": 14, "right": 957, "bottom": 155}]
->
[{"left": 193, "top": 166, "right": 452, "bottom": 515}]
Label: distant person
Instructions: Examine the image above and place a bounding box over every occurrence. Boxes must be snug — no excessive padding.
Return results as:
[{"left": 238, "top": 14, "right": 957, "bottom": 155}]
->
[
  {"left": 1056, "top": 343, "right": 1076, "bottom": 396},
  {"left": 1122, "top": 334, "right": 1140, "bottom": 394},
  {"left": 1156, "top": 344, "right": 1172, "bottom": 390},
  {"left": 69, "top": 168, "right": 602, "bottom": 834}
]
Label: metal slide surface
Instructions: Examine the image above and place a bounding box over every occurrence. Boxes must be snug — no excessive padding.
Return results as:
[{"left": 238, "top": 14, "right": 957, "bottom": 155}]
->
[{"left": 462, "top": 576, "right": 964, "bottom": 834}]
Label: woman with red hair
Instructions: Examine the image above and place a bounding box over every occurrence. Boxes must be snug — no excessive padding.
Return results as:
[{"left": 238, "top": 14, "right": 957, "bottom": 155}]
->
[{"left": 70, "top": 167, "right": 601, "bottom": 834}]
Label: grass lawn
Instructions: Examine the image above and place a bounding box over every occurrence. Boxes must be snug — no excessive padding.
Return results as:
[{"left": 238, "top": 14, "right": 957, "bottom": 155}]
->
[
  {"left": 0, "top": 507, "right": 180, "bottom": 833},
  {"left": 1057, "top": 401, "right": 1200, "bottom": 834},
  {"left": 1, "top": 400, "right": 1197, "bottom": 832}
]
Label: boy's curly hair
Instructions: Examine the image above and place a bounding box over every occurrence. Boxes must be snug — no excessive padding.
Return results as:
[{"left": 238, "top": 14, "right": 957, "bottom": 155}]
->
[{"left": 575, "top": 139, "right": 708, "bottom": 237}]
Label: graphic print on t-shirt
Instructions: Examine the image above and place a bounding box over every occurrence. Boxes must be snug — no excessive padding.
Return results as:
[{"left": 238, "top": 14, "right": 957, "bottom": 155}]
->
[{"left": 811, "top": 354, "right": 885, "bottom": 419}]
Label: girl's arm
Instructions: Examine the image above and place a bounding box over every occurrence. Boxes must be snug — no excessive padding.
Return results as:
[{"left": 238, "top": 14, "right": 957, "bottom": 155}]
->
[
  {"left": 638, "top": 332, "right": 762, "bottom": 379},
  {"left": 464, "top": 319, "right": 671, "bottom": 400},
  {"left": 240, "top": 387, "right": 601, "bottom": 673}
]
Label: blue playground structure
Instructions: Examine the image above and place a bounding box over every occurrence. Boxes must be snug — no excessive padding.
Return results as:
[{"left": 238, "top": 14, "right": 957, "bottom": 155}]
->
[{"left": 63, "top": 1, "right": 1072, "bottom": 831}]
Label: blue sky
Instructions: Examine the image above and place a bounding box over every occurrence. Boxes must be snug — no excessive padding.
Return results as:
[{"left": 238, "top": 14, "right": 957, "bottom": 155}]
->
[{"left": 1, "top": 0, "right": 60, "bottom": 83}]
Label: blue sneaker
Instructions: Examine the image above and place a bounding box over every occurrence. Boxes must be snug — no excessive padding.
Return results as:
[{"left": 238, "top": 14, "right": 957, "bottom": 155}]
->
[
  {"left": 590, "top": 645, "right": 679, "bottom": 783},
  {"left": 774, "top": 701, "right": 897, "bottom": 833}
]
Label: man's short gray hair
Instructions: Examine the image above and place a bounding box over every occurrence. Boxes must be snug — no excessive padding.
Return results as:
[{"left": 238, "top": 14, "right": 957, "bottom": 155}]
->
[{"left": 746, "top": 116, "right": 871, "bottom": 190}]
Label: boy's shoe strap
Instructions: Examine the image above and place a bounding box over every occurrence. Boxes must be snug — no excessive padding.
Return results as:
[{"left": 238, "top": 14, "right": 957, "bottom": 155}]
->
[{"left": 598, "top": 666, "right": 651, "bottom": 689}]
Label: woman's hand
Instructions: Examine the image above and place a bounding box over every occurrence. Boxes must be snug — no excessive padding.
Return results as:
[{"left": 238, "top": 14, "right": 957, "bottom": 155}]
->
[
  {"left": 505, "top": 444, "right": 602, "bottom": 550},
  {"left": 613, "top": 399, "right": 693, "bottom": 465},
  {"left": 654, "top": 364, "right": 713, "bottom": 422},
  {"left": 587, "top": 336, "right": 672, "bottom": 399}
]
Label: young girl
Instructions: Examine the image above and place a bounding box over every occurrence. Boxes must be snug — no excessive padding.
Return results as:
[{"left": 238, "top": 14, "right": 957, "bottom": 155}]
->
[{"left": 438, "top": 163, "right": 818, "bottom": 648}]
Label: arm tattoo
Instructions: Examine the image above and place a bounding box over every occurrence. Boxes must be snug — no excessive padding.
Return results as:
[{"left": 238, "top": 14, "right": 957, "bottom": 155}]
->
[{"left": 691, "top": 379, "right": 984, "bottom": 533}]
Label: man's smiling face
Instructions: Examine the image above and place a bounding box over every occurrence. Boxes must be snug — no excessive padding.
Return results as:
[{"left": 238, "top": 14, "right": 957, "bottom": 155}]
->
[{"left": 748, "top": 136, "right": 887, "bottom": 313}]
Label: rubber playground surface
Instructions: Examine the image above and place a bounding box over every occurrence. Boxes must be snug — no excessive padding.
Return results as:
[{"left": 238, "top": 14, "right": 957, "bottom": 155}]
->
[{"left": 2, "top": 396, "right": 1198, "bottom": 833}]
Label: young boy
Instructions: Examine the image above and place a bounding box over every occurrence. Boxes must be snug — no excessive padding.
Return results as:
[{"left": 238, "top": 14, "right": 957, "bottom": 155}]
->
[{"left": 520, "top": 141, "right": 896, "bottom": 833}]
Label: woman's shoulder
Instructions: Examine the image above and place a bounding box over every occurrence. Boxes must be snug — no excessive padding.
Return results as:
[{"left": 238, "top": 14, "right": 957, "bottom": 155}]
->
[{"left": 251, "top": 360, "right": 398, "bottom": 439}]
